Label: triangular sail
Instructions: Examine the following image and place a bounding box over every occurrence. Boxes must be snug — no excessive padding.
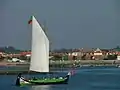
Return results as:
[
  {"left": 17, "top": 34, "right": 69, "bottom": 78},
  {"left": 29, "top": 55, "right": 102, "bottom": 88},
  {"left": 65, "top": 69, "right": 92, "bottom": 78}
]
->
[{"left": 29, "top": 16, "right": 49, "bottom": 72}]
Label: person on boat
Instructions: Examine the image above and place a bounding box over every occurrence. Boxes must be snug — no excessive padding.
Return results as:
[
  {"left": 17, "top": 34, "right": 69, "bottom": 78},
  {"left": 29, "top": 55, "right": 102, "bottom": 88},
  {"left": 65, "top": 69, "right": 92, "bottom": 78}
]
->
[
  {"left": 32, "top": 77, "right": 37, "bottom": 80},
  {"left": 59, "top": 77, "right": 63, "bottom": 79}
]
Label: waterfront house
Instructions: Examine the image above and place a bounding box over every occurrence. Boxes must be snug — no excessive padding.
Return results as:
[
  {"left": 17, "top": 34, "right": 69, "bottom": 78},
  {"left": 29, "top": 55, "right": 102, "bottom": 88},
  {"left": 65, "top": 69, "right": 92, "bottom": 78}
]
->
[{"left": 93, "top": 48, "right": 108, "bottom": 60}]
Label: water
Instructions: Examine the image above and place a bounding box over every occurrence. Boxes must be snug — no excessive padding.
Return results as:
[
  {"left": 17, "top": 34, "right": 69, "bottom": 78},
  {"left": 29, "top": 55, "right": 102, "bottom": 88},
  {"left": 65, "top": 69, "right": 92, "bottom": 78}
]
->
[{"left": 0, "top": 66, "right": 120, "bottom": 90}]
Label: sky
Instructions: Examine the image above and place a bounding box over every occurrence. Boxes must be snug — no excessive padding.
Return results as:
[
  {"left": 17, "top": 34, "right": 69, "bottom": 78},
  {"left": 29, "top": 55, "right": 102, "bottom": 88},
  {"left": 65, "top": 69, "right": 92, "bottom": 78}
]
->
[{"left": 0, "top": 0, "right": 120, "bottom": 50}]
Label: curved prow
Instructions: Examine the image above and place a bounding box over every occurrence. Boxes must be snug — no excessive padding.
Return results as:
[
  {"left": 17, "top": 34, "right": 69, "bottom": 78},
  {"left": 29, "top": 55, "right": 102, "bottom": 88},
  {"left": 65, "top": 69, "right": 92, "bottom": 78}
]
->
[
  {"left": 66, "top": 72, "right": 71, "bottom": 78},
  {"left": 67, "top": 71, "right": 75, "bottom": 76},
  {"left": 64, "top": 71, "right": 73, "bottom": 83},
  {"left": 16, "top": 73, "right": 22, "bottom": 86}
]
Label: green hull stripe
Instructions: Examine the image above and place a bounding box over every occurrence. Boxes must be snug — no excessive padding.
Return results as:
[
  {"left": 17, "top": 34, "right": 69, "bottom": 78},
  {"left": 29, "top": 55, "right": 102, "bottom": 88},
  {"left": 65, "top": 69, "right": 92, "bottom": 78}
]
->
[{"left": 20, "top": 78, "right": 66, "bottom": 86}]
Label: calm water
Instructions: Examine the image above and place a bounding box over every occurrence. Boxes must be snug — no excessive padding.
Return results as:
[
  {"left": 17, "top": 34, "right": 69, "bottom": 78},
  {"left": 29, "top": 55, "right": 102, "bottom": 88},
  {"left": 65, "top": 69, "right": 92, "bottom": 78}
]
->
[{"left": 0, "top": 66, "right": 120, "bottom": 90}]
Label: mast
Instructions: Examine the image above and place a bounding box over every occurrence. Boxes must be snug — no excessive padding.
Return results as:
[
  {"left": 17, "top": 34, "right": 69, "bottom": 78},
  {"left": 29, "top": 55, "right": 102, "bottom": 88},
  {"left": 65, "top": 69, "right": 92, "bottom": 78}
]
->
[{"left": 42, "top": 21, "right": 52, "bottom": 52}]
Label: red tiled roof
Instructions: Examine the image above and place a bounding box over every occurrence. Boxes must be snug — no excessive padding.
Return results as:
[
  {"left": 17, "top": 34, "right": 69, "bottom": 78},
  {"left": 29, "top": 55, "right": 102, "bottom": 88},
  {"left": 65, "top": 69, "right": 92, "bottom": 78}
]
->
[{"left": 20, "top": 52, "right": 31, "bottom": 55}]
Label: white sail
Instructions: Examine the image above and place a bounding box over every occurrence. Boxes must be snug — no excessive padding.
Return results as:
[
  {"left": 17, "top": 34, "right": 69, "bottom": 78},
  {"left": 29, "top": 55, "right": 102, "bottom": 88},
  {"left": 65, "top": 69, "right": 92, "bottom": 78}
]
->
[{"left": 29, "top": 16, "right": 49, "bottom": 72}]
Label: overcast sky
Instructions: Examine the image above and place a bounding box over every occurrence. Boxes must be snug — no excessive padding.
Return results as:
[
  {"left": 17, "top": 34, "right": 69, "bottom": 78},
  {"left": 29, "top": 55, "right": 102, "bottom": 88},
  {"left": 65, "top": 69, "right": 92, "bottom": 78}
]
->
[{"left": 0, "top": 0, "right": 120, "bottom": 50}]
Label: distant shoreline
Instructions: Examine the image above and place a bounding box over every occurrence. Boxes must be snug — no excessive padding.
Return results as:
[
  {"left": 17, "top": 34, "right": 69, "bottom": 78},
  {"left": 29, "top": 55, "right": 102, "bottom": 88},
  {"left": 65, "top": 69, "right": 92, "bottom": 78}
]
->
[
  {"left": 0, "top": 60, "right": 120, "bottom": 66},
  {"left": 0, "top": 60, "right": 119, "bottom": 75},
  {"left": 0, "top": 65, "right": 118, "bottom": 75}
]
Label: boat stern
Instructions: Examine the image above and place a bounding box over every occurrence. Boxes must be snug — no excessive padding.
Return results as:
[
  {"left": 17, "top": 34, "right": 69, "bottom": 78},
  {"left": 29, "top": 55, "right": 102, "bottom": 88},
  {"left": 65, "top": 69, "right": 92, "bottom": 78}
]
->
[
  {"left": 15, "top": 73, "right": 30, "bottom": 86},
  {"left": 16, "top": 73, "right": 22, "bottom": 86}
]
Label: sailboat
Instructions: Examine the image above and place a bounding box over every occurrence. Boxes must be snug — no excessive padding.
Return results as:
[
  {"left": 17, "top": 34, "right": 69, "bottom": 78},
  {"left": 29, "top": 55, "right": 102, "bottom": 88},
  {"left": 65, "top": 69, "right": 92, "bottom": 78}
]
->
[{"left": 15, "top": 16, "right": 72, "bottom": 86}]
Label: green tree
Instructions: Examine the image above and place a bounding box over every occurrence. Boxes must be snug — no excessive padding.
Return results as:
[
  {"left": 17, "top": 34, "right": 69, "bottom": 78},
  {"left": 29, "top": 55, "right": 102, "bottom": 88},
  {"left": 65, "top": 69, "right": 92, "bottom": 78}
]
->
[{"left": 107, "top": 54, "right": 117, "bottom": 60}]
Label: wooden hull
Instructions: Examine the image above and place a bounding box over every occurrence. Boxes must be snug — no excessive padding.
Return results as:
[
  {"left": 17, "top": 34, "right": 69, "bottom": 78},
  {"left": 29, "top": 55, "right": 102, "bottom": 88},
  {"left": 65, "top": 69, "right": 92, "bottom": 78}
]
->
[{"left": 16, "top": 72, "right": 71, "bottom": 86}]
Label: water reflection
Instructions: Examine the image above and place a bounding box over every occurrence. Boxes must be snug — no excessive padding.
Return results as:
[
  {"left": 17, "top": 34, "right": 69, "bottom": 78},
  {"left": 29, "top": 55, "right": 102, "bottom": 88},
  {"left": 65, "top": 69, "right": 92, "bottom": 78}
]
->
[
  {"left": 30, "top": 85, "right": 51, "bottom": 90},
  {"left": 30, "top": 85, "right": 69, "bottom": 90}
]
